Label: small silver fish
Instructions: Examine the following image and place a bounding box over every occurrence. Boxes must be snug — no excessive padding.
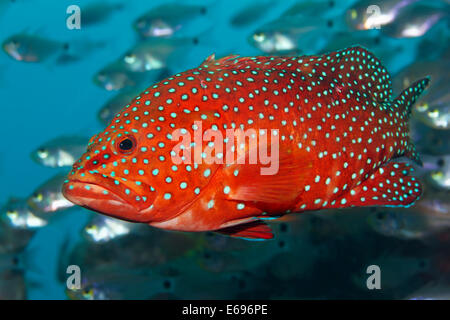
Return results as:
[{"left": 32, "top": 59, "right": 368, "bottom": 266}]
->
[
  {"left": 367, "top": 190, "right": 450, "bottom": 240},
  {"left": 248, "top": 16, "right": 340, "bottom": 54},
  {"left": 428, "top": 160, "right": 450, "bottom": 190},
  {"left": 98, "top": 88, "right": 143, "bottom": 126},
  {"left": 121, "top": 38, "right": 197, "bottom": 72},
  {"left": 93, "top": 60, "right": 148, "bottom": 91},
  {"left": 31, "top": 136, "right": 89, "bottom": 168},
  {"left": 82, "top": 214, "right": 136, "bottom": 243},
  {"left": 27, "top": 173, "right": 74, "bottom": 214},
  {"left": 346, "top": 0, "right": 420, "bottom": 30},
  {"left": 133, "top": 3, "right": 207, "bottom": 38},
  {"left": 382, "top": 4, "right": 448, "bottom": 38},
  {"left": 413, "top": 81, "right": 450, "bottom": 130},
  {"left": 2, "top": 33, "right": 104, "bottom": 64},
  {"left": 2, "top": 33, "right": 68, "bottom": 62},
  {"left": 1, "top": 197, "right": 47, "bottom": 229}
]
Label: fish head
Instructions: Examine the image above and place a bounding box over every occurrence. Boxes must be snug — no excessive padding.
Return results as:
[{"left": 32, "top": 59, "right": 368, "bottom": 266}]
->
[
  {"left": 248, "top": 29, "right": 274, "bottom": 53},
  {"left": 1, "top": 198, "right": 47, "bottom": 229},
  {"left": 248, "top": 28, "right": 295, "bottom": 54},
  {"left": 2, "top": 35, "right": 26, "bottom": 61},
  {"left": 30, "top": 146, "right": 52, "bottom": 166},
  {"left": 63, "top": 82, "right": 220, "bottom": 225},
  {"left": 62, "top": 128, "right": 159, "bottom": 223},
  {"left": 366, "top": 209, "right": 402, "bottom": 236},
  {"left": 83, "top": 215, "right": 134, "bottom": 243},
  {"left": 93, "top": 62, "right": 135, "bottom": 91}
]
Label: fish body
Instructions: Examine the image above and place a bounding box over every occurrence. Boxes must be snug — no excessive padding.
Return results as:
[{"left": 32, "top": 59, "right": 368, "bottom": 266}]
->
[
  {"left": 133, "top": 3, "right": 207, "bottom": 38},
  {"left": 31, "top": 136, "right": 89, "bottom": 168},
  {"left": 1, "top": 198, "right": 47, "bottom": 229},
  {"left": 382, "top": 4, "right": 448, "bottom": 38},
  {"left": 413, "top": 81, "right": 450, "bottom": 130},
  {"left": 249, "top": 15, "right": 344, "bottom": 54},
  {"left": 28, "top": 173, "right": 74, "bottom": 214},
  {"left": 82, "top": 214, "right": 138, "bottom": 243},
  {"left": 93, "top": 60, "right": 148, "bottom": 91},
  {"left": 427, "top": 156, "right": 450, "bottom": 190},
  {"left": 346, "top": 0, "right": 420, "bottom": 30},
  {"left": 2, "top": 33, "right": 66, "bottom": 62},
  {"left": 63, "top": 46, "right": 429, "bottom": 240},
  {"left": 121, "top": 38, "right": 195, "bottom": 72}
]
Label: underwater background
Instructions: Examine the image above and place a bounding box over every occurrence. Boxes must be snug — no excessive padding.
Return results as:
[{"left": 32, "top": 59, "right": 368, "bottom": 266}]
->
[{"left": 0, "top": 0, "right": 449, "bottom": 299}]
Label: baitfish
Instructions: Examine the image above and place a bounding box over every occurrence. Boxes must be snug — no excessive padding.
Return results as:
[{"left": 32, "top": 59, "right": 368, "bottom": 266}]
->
[{"left": 63, "top": 46, "right": 429, "bottom": 240}]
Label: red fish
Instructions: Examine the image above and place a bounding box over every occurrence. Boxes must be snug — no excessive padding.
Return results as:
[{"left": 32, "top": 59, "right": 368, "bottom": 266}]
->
[{"left": 62, "top": 46, "right": 429, "bottom": 240}]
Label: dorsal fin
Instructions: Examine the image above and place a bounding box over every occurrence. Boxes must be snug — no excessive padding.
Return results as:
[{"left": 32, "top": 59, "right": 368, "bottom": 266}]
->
[
  {"left": 200, "top": 54, "right": 286, "bottom": 70},
  {"left": 321, "top": 46, "right": 393, "bottom": 102}
]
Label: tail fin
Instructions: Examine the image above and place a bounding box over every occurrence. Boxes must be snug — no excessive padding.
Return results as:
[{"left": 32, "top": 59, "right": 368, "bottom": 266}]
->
[
  {"left": 393, "top": 77, "right": 430, "bottom": 165},
  {"left": 393, "top": 77, "right": 430, "bottom": 118}
]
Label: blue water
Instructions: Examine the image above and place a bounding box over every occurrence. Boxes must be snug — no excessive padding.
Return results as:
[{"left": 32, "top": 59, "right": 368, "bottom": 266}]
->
[{"left": 0, "top": 0, "right": 448, "bottom": 299}]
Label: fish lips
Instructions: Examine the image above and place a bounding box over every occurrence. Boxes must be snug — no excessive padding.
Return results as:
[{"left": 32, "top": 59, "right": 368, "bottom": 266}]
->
[{"left": 62, "top": 179, "right": 155, "bottom": 223}]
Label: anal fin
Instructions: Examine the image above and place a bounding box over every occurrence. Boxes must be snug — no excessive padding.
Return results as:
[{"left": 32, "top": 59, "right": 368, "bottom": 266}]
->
[
  {"left": 332, "top": 162, "right": 422, "bottom": 208},
  {"left": 216, "top": 220, "right": 274, "bottom": 241}
]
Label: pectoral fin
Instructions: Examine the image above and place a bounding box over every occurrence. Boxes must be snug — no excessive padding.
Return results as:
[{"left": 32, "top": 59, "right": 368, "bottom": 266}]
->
[{"left": 216, "top": 220, "right": 274, "bottom": 240}]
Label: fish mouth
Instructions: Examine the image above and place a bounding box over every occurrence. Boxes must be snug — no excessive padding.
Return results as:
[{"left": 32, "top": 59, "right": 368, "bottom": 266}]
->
[{"left": 62, "top": 179, "right": 154, "bottom": 223}]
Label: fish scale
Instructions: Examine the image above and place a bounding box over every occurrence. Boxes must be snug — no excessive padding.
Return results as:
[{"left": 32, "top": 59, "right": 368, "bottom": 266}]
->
[{"left": 63, "top": 46, "right": 429, "bottom": 240}]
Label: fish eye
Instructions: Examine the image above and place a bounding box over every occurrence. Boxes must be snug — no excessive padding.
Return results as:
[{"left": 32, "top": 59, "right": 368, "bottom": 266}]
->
[
  {"left": 136, "top": 19, "right": 146, "bottom": 28},
  {"left": 33, "top": 193, "right": 43, "bottom": 202},
  {"left": 253, "top": 32, "right": 265, "bottom": 42},
  {"left": 376, "top": 212, "right": 385, "bottom": 220},
  {"left": 124, "top": 53, "right": 136, "bottom": 64},
  {"left": 416, "top": 102, "right": 428, "bottom": 112},
  {"left": 37, "top": 148, "right": 49, "bottom": 159},
  {"left": 85, "top": 224, "right": 98, "bottom": 233},
  {"left": 431, "top": 171, "right": 443, "bottom": 180},
  {"left": 6, "top": 209, "right": 18, "bottom": 217},
  {"left": 427, "top": 109, "right": 439, "bottom": 118},
  {"left": 82, "top": 287, "right": 94, "bottom": 299},
  {"left": 116, "top": 135, "right": 136, "bottom": 154}
]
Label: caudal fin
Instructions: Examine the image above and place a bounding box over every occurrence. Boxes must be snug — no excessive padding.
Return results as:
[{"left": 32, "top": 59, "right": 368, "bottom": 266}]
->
[
  {"left": 393, "top": 77, "right": 430, "bottom": 118},
  {"left": 393, "top": 77, "right": 430, "bottom": 165}
]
